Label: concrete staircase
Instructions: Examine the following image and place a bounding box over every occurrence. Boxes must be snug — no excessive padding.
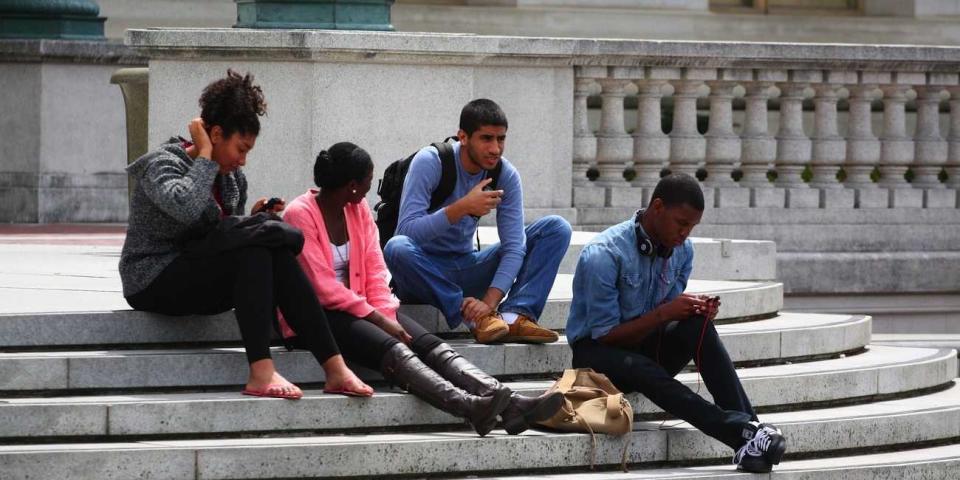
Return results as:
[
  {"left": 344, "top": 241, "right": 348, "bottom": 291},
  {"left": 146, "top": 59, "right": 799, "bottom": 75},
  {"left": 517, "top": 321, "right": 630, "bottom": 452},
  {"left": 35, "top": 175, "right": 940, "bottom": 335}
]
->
[{"left": 1, "top": 228, "right": 959, "bottom": 479}]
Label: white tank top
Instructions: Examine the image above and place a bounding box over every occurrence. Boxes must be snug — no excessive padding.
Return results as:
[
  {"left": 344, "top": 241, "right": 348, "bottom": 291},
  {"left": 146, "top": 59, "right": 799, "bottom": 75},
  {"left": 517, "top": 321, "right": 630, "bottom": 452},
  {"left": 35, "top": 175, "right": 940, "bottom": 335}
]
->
[{"left": 331, "top": 241, "right": 349, "bottom": 285}]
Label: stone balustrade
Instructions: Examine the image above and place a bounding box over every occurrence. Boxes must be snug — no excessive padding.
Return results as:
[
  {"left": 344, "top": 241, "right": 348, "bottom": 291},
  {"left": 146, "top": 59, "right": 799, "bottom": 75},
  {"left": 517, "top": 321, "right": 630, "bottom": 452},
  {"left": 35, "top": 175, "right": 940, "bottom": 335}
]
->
[
  {"left": 126, "top": 29, "right": 960, "bottom": 215},
  {"left": 573, "top": 67, "right": 960, "bottom": 210}
]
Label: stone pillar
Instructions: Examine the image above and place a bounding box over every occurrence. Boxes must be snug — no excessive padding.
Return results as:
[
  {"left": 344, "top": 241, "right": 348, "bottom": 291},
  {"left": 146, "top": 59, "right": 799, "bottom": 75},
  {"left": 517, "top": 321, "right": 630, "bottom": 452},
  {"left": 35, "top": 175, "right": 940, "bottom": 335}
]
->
[
  {"left": 572, "top": 77, "right": 596, "bottom": 187},
  {"left": 704, "top": 81, "right": 740, "bottom": 186},
  {"left": 0, "top": 0, "right": 105, "bottom": 40},
  {"left": 668, "top": 80, "right": 706, "bottom": 178},
  {"left": 740, "top": 82, "right": 776, "bottom": 188},
  {"left": 912, "top": 86, "right": 948, "bottom": 188},
  {"left": 632, "top": 79, "right": 668, "bottom": 189},
  {"left": 594, "top": 78, "right": 632, "bottom": 186},
  {"left": 844, "top": 84, "right": 884, "bottom": 207},
  {"left": 878, "top": 84, "right": 914, "bottom": 188},
  {"left": 774, "top": 83, "right": 812, "bottom": 195}
]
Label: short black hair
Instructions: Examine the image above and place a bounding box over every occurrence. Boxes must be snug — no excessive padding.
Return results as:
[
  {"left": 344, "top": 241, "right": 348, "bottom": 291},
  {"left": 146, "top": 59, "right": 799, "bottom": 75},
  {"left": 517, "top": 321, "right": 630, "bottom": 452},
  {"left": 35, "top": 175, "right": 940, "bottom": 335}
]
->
[
  {"left": 651, "top": 173, "right": 704, "bottom": 211},
  {"left": 459, "top": 98, "right": 508, "bottom": 135},
  {"left": 199, "top": 69, "right": 266, "bottom": 138},
  {"left": 313, "top": 142, "right": 373, "bottom": 190}
]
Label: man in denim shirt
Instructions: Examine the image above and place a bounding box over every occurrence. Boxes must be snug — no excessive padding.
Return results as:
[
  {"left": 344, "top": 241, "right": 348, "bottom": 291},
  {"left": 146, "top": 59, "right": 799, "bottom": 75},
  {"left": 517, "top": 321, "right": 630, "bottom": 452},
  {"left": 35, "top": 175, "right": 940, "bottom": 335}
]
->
[{"left": 567, "top": 174, "right": 787, "bottom": 473}]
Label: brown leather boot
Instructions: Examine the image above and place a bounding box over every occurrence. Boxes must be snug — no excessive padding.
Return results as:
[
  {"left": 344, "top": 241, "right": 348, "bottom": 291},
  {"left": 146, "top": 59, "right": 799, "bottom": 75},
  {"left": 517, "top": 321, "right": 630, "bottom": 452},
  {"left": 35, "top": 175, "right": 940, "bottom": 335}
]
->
[
  {"left": 420, "top": 342, "right": 564, "bottom": 435},
  {"left": 380, "top": 343, "right": 510, "bottom": 437}
]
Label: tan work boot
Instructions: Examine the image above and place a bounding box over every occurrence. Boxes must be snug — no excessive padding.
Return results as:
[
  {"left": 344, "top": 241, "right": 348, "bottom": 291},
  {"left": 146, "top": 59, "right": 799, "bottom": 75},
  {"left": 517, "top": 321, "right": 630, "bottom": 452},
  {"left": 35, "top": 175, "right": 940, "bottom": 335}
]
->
[
  {"left": 501, "top": 315, "right": 559, "bottom": 343},
  {"left": 471, "top": 311, "right": 509, "bottom": 344}
]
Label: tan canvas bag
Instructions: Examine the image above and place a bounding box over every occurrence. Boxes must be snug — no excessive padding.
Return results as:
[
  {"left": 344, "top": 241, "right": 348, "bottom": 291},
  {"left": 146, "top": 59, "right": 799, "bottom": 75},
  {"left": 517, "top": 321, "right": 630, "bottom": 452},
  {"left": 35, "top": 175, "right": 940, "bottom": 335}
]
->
[{"left": 536, "top": 368, "right": 634, "bottom": 469}]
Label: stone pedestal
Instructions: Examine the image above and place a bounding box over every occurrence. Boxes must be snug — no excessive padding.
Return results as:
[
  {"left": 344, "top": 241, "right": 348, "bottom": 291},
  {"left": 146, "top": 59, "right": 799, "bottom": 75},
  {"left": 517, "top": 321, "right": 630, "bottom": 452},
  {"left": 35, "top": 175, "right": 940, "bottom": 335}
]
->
[
  {"left": 0, "top": 39, "right": 144, "bottom": 222},
  {"left": 820, "top": 188, "right": 855, "bottom": 209},
  {"left": 751, "top": 187, "right": 786, "bottom": 208},
  {"left": 572, "top": 185, "right": 605, "bottom": 207},
  {"left": 714, "top": 187, "right": 751, "bottom": 208},
  {"left": 607, "top": 186, "right": 647, "bottom": 208},
  {"left": 855, "top": 188, "right": 890, "bottom": 209},
  {"left": 234, "top": 0, "right": 395, "bottom": 30},
  {"left": 924, "top": 189, "right": 957, "bottom": 208},
  {"left": 785, "top": 188, "right": 820, "bottom": 208},
  {"left": 0, "top": 0, "right": 105, "bottom": 40},
  {"left": 889, "top": 188, "right": 924, "bottom": 208}
]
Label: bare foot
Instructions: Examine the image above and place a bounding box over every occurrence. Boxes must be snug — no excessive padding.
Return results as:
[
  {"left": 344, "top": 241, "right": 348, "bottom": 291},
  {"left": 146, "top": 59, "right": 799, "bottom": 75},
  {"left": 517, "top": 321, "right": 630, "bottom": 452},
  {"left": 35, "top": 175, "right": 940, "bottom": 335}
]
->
[
  {"left": 322, "top": 355, "right": 373, "bottom": 397},
  {"left": 244, "top": 359, "right": 303, "bottom": 399}
]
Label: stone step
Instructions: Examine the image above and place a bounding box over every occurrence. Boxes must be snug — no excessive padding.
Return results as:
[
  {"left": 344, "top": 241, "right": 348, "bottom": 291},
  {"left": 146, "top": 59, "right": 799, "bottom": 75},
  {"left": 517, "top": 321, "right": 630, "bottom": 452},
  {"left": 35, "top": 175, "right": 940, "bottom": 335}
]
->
[
  {"left": 478, "top": 227, "right": 777, "bottom": 280},
  {"left": 873, "top": 334, "right": 960, "bottom": 353},
  {"left": 0, "top": 344, "right": 948, "bottom": 439},
  {"left": 0, "top": 277, "right": 784, "bottom": 348},
  {"left": 3, "top": 381, "right": 960, "bottom": 479},
  {"left": 0, "top": 313, "right": 866, "bottom": 392},
  {"left": 447, "top": 443, "right": 960, "bottom": 479}
]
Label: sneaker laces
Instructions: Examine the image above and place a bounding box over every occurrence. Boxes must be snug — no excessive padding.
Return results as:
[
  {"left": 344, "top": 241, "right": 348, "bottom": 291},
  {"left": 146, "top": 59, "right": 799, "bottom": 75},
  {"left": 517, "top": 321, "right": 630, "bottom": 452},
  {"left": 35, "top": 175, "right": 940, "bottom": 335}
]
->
[{"left": 733, "top": 424, "right": 779, "bottom": 464}]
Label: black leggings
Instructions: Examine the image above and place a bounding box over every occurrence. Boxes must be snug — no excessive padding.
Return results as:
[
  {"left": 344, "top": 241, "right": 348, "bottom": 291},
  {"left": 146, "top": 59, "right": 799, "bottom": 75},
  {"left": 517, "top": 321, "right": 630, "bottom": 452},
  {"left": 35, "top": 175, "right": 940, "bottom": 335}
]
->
[
  {"left": 126, "top": 246, "right": 341, "bottom": 365},
  {"left": 320, "top": 310, "right": 441, "bottom": 371}
]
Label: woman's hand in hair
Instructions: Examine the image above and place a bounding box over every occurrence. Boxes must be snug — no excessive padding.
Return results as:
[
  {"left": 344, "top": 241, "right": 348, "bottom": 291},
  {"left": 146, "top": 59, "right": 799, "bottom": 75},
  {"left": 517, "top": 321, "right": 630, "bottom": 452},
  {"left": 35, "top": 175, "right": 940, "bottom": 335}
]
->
[
  {"left": 188, "top": 118, "right": 213, "bottom": 159},
  {"left": 252, "top": 197, "right": 285, "bottom": 215},
  {"left": 366, "top": 311, "right": 412, "bottom": 345}
]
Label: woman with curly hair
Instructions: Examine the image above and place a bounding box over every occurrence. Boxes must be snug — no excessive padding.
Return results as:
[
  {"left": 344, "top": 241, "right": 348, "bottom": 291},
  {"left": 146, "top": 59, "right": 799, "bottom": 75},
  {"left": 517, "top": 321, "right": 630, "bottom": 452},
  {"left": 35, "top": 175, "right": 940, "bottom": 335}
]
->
[
  {"left": 120, "top": 70, "right": 371, "bottom": 399},
  {"left": 280, "top": 142, "right": 563, "bottom": 436}
]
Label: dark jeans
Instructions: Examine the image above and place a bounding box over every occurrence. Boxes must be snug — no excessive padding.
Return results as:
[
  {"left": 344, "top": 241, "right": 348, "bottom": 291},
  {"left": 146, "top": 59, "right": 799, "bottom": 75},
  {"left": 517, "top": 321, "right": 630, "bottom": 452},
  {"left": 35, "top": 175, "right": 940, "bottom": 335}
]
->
[
  {"left": 571, "top": 315, "right": 757, "bottom": 450},
  {"left": 320, "top": 311, "right": 443, "bottom": 371},
  {"left": 126, "top": 246, "right": 340, "bottom": 365}
]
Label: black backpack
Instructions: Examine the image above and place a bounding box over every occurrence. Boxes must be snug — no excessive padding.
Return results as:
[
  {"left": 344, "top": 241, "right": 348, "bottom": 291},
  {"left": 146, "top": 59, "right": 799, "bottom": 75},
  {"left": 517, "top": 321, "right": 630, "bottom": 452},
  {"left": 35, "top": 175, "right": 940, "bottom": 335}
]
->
[{"left": 374, "top": 136, "right": 502, "bottom": 248}]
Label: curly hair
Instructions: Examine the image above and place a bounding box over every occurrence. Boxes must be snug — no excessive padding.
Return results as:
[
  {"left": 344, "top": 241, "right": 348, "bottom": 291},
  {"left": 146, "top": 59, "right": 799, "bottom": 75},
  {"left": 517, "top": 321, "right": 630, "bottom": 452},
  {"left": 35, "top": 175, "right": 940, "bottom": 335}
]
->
[
  {"left": 314, "top": 142, "right": 373, "bottom": 190},
  {"left": 199, "top": 69, "right": 267, "bottom": 137}
]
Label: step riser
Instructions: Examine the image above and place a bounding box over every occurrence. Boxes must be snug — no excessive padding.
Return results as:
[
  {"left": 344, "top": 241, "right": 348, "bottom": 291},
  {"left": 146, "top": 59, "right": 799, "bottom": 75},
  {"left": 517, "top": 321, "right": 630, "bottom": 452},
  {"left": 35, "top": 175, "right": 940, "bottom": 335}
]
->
[
  {"left": 1, "top": 347, "right": 951, "bottom": 439},
  {"left": 4, "top": 392, "right": 959, "bottom": 480},
  {"left": 0, "top": 282, "right": 784, "bottom": 349},
  {"left": 0, "top": 314, "right": 866, "bottom": 392}
]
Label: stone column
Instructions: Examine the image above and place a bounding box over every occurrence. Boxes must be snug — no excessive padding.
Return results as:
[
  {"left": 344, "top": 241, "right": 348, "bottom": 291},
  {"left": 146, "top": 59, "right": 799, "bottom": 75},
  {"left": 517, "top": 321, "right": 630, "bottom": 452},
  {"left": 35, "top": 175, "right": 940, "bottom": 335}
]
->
[
  {"left": 704, "top": 81, "right": 740, "bottom": 186},
  {"left": 572, "top": 77, "right": 596, "bottom": 187},
  {"left": 594, "top": 78, "right": 633, "bottom": 186},
  {"left": 632, "top": 79, "right": 668, "bottom": 189},
  {"left": 668, "top": 80, "right": 706, "bottom": 178}
]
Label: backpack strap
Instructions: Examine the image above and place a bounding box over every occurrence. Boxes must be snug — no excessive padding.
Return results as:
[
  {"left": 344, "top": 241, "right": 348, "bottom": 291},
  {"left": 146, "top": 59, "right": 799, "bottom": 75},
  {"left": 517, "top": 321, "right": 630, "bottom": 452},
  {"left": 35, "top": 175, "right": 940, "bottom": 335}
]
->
[{"left": 428, "top": 137, "right": 458, "bottom": 211}]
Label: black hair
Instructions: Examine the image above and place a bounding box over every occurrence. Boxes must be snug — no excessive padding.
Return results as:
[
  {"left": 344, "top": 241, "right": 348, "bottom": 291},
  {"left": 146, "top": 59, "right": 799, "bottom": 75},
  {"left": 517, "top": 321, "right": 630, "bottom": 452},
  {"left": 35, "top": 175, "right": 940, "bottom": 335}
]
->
[
  {"left": 199, "top": 69, "right": 267, "bottom": 138},
  {"left": 651, "top": 173, "right": 705, "bottom": 211},
  {"left": 313, "top": 142, "right": 373, "bottom": 190},
  {"left": 459, "top": 98, "right": 508, "bottom": 135}
]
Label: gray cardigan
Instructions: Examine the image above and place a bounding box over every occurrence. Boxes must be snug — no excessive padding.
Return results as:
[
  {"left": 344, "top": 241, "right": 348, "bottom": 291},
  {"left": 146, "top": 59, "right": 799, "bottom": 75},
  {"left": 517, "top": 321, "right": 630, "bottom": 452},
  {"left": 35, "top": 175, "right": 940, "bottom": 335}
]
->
[{"left": 119, "top": 138, "right": 247, "bottom": 297}]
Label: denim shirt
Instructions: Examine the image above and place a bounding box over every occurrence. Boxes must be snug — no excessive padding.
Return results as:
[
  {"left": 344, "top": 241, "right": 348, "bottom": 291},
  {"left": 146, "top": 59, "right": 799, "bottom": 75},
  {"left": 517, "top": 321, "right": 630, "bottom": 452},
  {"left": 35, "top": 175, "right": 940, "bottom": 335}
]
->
[{"left": 566, "top": 218, "right": 694, "bottom": 344}]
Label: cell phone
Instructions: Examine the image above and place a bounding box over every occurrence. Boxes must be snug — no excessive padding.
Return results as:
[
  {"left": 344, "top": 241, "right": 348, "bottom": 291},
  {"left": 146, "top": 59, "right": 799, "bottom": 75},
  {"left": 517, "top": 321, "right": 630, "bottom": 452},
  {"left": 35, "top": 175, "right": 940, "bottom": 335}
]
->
[
  {"left": 709, "top": 295, "right": 720, "bottom": 304},
  {"left": 262, "top": 197, "right": 282, "bottom": 212}
]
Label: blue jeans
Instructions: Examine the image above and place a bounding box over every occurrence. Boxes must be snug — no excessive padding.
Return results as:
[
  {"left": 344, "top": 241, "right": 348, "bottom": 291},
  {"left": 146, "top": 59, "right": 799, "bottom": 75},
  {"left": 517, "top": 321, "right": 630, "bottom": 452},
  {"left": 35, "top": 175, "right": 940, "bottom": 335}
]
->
[{"left": 384, "top": 215, "right": 572, "bottom": 329}]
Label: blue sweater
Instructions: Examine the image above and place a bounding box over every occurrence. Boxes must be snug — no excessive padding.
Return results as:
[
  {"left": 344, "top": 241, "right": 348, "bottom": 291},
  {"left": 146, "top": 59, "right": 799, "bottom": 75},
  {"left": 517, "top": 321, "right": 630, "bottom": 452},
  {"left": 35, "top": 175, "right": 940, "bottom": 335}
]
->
[{"left": 396, "top": 141, "right": 525, "bottom": 294}]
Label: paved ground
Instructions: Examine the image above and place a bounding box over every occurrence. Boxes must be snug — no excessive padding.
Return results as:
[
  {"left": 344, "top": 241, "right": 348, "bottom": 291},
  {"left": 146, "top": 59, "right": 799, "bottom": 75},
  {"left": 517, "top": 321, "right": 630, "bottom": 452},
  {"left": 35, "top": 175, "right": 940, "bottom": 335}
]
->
[{"left": 0, "top": 224, "right": 127, "bottom": 314}]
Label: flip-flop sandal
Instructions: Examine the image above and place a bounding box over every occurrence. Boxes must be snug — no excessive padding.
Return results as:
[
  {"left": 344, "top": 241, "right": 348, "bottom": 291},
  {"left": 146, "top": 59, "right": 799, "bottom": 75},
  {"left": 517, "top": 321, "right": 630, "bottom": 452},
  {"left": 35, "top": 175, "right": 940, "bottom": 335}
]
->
[
  {"left": 323, "top": 378, "right": 374, "bottom": 397},
  {"left": 242, "top": 383, "right": 303, "bottom": 400}
]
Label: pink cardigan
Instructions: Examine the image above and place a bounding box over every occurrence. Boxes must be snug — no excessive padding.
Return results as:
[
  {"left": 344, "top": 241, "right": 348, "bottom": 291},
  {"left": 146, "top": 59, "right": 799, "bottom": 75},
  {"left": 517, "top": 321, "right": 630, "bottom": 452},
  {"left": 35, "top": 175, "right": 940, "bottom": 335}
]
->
[{"left": 278, "top": 189, "right": 400, "bottom": 337}]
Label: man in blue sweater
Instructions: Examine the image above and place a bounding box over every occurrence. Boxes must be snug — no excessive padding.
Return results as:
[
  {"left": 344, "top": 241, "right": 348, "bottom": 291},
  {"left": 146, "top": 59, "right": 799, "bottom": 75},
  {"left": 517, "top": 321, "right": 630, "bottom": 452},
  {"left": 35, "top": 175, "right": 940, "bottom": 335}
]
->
[
  {"left": 384, "top": 99, "right": 571, "bottom": 344},
  {"left": 566, "top": 173, "right": 786, "bottom": 473}
]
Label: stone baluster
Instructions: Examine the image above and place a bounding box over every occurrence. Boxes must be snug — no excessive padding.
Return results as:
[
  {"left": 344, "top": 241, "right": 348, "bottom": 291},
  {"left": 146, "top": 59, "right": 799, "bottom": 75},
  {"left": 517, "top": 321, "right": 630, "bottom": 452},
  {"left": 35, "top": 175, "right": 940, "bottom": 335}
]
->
[
  {"left": 739, "top": 82, "right": 776, "bottom": 188},
  {"left": 809, "top": 84, "right": 845, "bottom": 188},
  {"left": 911, "top": 85, "right": 947, "bottom": 188},
  {"left": 878, "top": 84, "right": 914, "bottom": 187},
  {"left": 704, "top": 80, "right": 740, "bottom": 186},
  {"left": 844, "top": 84, "right": 880, "bottom": 187},
  {"left": 668, "top": 79, "right": 707, "bottom": 178},
  {"left": 947, "top": 87, "right": 960, "bottom": 194},
  {"left": 594, "top": 78, "right": 633, "bottom": 186},
  {"left": 632, "top": 79, "right": 668, "bottom": 188},
  {"left": 774, "top": 82, "right": 811, "bottom": 188},
  {"left": 572, "top": 77, "right": 597, "bottom": 186}
]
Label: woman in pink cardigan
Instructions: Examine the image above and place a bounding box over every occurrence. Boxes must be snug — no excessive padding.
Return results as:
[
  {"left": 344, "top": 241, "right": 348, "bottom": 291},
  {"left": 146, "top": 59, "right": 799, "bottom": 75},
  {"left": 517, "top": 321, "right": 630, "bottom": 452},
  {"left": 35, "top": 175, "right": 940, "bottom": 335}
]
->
[{"left": 282, "top": 142, "right": 562, "bottom": 437}]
